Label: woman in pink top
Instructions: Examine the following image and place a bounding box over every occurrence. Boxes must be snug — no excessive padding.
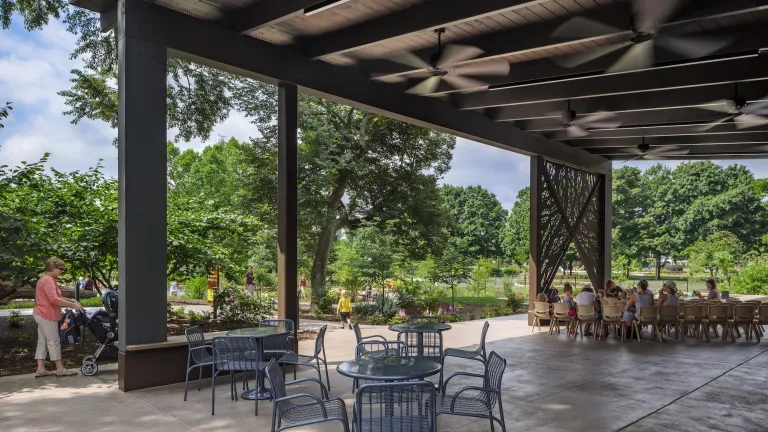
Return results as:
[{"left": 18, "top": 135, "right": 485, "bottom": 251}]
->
[{"left": 33, "top": 258, "right": 84, "bottom": 378}]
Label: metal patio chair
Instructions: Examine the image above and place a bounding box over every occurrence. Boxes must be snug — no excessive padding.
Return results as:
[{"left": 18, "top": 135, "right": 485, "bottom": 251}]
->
[
  {"left": 260, "top": 319, "right": 295, "bottom": 360},
  {"left": 210, "top": 336, "right": 263, "bottom": 415},
  {"left": 439, "top": 321, "right": 488, "bottom": 392},
  {"left": 278, "top": 325, "right": 332, "bottom": 391},
  {"left": 353, "top": 322, "right": 388, "bottom": 345},
  {"left": 353, "top": 340, "right": 408, "bottom": 393},
  {"left": 353, "top": 381, "right": 436, "bottom": 432},
  {"left": 264, "top": 359, "right": 349, "bottom": 432},
  {"left": 434, "top": 351, "right": 507, "bottom": 432},
  {"left": 184, "top": 326, "right": 213, "bottom": 401}
]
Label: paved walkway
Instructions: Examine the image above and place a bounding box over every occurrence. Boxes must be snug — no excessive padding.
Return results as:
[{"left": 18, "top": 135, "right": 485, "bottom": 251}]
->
[{"left": 1, "top": 314, "right": 767, "bottom": 431}]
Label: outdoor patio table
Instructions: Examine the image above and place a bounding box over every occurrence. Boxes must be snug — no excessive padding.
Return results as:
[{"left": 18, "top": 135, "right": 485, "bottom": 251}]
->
[
  {"left": 337, "top": 357, "right": 442, "bottom": 382},
  {"left": 226, "top": 326, "right": 291, "bottom": 401},
  {"left": 388, "top": 322, "right": 451, "bottom": 360}
]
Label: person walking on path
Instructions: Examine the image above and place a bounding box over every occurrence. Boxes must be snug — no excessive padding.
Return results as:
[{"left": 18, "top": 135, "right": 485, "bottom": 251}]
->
[
  {"left": 337, "top": 290, "right": 353, "bottom": 330},
  {"left": 244, "top": 266, "right": 255, "bottom": 295},
  {"left": 299, "top": 273, "right": 307, "bottom": 299},
  {"left": 33, "top": 258, "right": 84, "bottom": 378}
]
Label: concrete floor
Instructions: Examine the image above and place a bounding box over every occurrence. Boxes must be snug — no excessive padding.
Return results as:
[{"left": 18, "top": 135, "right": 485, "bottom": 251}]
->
[{"left": 2, "top": 315, "right": 768, "bottom": 431}]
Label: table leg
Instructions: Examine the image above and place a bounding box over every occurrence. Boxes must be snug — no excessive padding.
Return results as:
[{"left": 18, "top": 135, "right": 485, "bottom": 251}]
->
[
  {"left": 417, "top": 333, "right": 424, "bottom": 357},
  {"left": 241, "top": 338, "right": 272, "bottom": 401}
]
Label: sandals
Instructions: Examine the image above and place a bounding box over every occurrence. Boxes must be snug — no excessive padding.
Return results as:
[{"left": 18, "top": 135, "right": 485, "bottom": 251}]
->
[
  {"left": 34, "top": 370, "right": 54, "bottom": 378},
  {"left": 54, "top": 369, "right": 78, "bottom": 377}
]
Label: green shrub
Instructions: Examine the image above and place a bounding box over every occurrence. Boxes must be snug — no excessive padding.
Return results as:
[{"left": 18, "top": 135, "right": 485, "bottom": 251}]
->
[
  {"left": 375, "top": 294, "right": 399, "bottom": 319},
  {"left": 316, "top": 290, "right": 340, "bottom": 314},
  {"left": 354, "top": 302, "right": 378, "bottom": 317},
  {"left": 387, "top": 315, "right": 406, "bottom": 325},
  {"left": 368, "top": 316, "right": 389, "bottom": 325},
  {"left": 503, "top": 285, "right": 525, "bottom": 312},
  {"left": 184, "top": 276, "right": 208, "bottom": 299},
  {"left": 442, "top": 313, "right": 463, "bottom": 323},
  {"left": 417, "top": 289, "right": 442, "bottom": 313},
  {"left": 732, "top": 258, "right": 768, "bottom": 295},
  {"left": 215, "top": 286, "right": 274, "bottom": 327},
  {"left": 7, "top": 310, "right": 23, "bottom": 328},
  {"left": 188, "top": 310, "right": 212, "bottom": 327}
]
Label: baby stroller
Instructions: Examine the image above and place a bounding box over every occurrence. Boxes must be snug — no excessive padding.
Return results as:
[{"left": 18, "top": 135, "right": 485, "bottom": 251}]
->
[{"left": 78, "top": 290, "right": 119, "bottom": 376}]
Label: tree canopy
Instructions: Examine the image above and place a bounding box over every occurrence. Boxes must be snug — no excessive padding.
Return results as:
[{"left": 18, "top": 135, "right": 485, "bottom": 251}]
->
[{"left": 440, "top": 185, "right": 506, "bottom": 259}]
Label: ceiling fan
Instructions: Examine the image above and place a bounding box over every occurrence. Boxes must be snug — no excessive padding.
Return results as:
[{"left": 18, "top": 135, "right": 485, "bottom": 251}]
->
[
  {"left": 549, "top": 102, "right": 623, "bottom": 138},
  {"left": 619, "top": 140, "right": 689, "bottom": 163},
  {"left": 696, "top": 84, "right": 768, "bottom": 131},
  {"left": 370, "top": 28, "right": 510, "bottom": 95},
  {"left": 550, "top": 0, "right": 733, "bottom": 73}
]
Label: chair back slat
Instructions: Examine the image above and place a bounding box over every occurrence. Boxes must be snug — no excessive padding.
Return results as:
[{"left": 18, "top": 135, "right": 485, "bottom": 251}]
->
[
  {"left": 185, "top": 326, "right": 209, "bottom": 364},
  {"left": 638, "top": 306, "right": 658, "bottom": 323},
  {"left": 313, "top": 325, "right": 328, "bottom": 357},
  {"left": 576, "top": 305, "right": 595, "bottom": 320},
  {"left": 479, "top": 321, "right": 490, "bottom": 358},
  {"left": 708, "top": 305, "right": 728, "bottom": 323},
  {"left": 356, "top": 341, "right": 408, "bottom": 359},
  {"left": 260, "top": 319, "right": 294, "bottom": 358},
  {"left": 533, "top": 302, "right": 550, "bottom": 318},
  {"left": 734, "top": 305, "right": 756, "bottom": 323},
  {"left": 398, "top": 331, "right": 443, "bottom": 361},
  {"left": 602, "top": 305, "right": 623, "bottom": 322},
  {"left": 658, "top": 305, "right": 679, "bottom": 323},
  {"left": 211, "top": 336, "right": 258, "bottom": 371},
  {"left": 683, "top": 305, "right": 704, "bottom": 322},
  {"left": 264, "top": 359, "right": 288, "bottom": 403},
  {"left": 356, "top": 381, "right": 436, "bottom": 432}
]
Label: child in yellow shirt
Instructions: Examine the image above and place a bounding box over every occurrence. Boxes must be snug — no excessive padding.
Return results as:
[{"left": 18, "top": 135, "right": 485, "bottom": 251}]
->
[{"left": 337, "top": 290, "right": 352, "bottom": 329}]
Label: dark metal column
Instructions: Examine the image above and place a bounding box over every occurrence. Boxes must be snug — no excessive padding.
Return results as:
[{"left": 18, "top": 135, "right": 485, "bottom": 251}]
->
[
  {"left": 600, "top": 168, "right": 613, "bottom": 289},
  {"left": 277, "top": 83, "right": 299, "bottom": 348},
  {"left": 528, "top": 156, "right": 541, "bottom": 325},
  {"left": 117, "top": 0, "right": 168, "bottom": 348}
]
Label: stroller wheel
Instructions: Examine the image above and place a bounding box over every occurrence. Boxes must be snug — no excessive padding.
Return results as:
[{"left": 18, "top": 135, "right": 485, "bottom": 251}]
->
[
  {"left": 81, "top": 361, "right": 98, "bottom": 376},
  {"left": 83, "top": 355, "right": 95, "bottom": 364}
]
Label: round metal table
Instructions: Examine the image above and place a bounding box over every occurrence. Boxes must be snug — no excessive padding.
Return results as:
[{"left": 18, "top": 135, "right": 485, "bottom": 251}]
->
[
  {"left": 226, "top": 326, "right": 292, "bottom": 400},
  {"left": 388, "top": 322, "right": 451, "bottom": 359},
  {"left": 337, "top": 357, "right": 441, "bottom": 381}
]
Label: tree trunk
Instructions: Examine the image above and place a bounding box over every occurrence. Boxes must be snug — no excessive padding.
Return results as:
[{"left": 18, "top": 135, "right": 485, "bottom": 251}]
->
[
  {"left": 309, "top": 170, "right": 350, "bottom": 312},
  {"left": 625, "top": 258, "right": 631, "bottom": 279},
  {"left": 655, "top": 252, "right": 662, "bottom": 280}
]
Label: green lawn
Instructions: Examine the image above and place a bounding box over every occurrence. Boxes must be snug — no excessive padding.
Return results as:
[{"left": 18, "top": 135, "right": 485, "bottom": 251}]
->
[
  {"left": 0, "top": 296, "right": 103, "bottom": 309},
  {"left": 440, "top": 296, "right": 506, "bottom": 307}
]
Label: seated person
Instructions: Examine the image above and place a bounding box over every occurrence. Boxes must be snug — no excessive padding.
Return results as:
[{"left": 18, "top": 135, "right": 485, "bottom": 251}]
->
[
  {"left": 657, "top": 280, "right": 679, "bottom": 307},
  {"left": 694, "top": 278, "right": 720, "bottom": 300},
  {"left": 574, "top": 286, "right": 599, "bottom": 336},
  {"left": 623, "top": 281, "right": 653, "bottom": 325},
  {"left": 606, "top": 280, "right": 623, "bottom": 298}
]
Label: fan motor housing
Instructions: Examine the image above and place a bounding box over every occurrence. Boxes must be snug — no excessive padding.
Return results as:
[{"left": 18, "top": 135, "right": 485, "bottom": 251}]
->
[{"left": 561, "top": 109, "right": 576, "bottom": 126}]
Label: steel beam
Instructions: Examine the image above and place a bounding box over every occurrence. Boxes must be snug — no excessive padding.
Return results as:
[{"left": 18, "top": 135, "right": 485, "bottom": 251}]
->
[
  {"left": 277, "top": 83, "right": 299, "bottom": 348},
  {"left": 528, "top": 156, "right": 542, "bottom": 326},
  {"left": 517, "top": 108, "right": 725, "bottom": 131},
  {"left": 455, "top": 55, "right": 768, "bottom": 110},
  {"left": 488, "top": 80, "right": 768, "bottom": 121},
  {"left": 298, "top": 0, "right": 550, "bottom": 58},
  {"left": 569, "top": 132, "right": 768, "bottom": 148},
  {"left": 556, "top": 123, "right": 768, "bottom": 140},
  {"left": 361, "top": 0, "right": 768, "bottom": 80},
  {"left": 233, "top": 0, "right": 324, "bottom": 35},
  {"left": 118, "top": 0, "right": 610, "bottom": 173},
  {"left": 117, "top": 0, "right": 168, "bottom": 350}
]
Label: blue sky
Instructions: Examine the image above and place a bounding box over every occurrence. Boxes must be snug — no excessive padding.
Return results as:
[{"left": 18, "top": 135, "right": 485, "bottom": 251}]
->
[{"left": 3, "top": 16, "right": 768, "bottom": 210}]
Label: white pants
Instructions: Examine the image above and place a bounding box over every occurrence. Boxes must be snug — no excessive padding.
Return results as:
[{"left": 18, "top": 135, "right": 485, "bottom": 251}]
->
[
  {"left": 246, "top": 284, "right": 255, "bottom": 295},
  {"left": 34, "top": 314, "right": 61, "bottom": 361}
]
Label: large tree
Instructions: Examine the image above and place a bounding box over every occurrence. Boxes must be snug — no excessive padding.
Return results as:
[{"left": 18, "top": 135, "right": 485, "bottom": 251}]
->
[
  {"left": 611, "top": 166, "right": 648, "bottom": 278},
  {"left": 501, "top": 187, "right": 530, "bottom": 266},
  {"left": 440, "top": 185, "right": 506, "bottom": 259}
]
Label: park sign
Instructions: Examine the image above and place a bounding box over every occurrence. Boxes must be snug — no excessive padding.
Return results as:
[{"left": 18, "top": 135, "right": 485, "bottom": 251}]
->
[{"left": 207, "top": 266, "right": 219, "bottom": 304}]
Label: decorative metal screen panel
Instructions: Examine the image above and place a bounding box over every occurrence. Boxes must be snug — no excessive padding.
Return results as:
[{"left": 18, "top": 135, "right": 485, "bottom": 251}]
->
[{"left": 534, "top": 158, "right": 605, "bottom": 293}]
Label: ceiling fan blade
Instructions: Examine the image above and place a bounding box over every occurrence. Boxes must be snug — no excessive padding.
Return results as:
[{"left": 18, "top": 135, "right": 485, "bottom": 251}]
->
[
  {"left": 551, "top": 16, "right": 624, "bottom": 39},
  {"left": 381, "top": 51, "right": 430, "bottom": 70},
  {"left": 442, "top": 75, "right": 488, "bottom": 93},
  {"left": 742, "top": 98, "right": 768, "bottom": 115},
  {"left": 452, "top": 60, "right": 510, "bottom": 76},
  {"left": 565, "top": 125, "right": 590, "bottom": 138},
  {"left": 655, "top": 34, "right": 735, "bottom": 58},
  {"left": 437, "top": 44, "right": 483, "bottom": 68},
  {"left": 551, "top": 42, "right": 630, "bottom": 68},
  {"left": 622, "top": 154, "right": 647, "bottom": 163},
  {"left": 607, "top": 40, "right": 654, "bottom": 73},
  {"left": 734, "top": 114, "right": 768, "bottom": 129},
  {"left": 696, "top": 99, "right": 739, "bottom": 114},
  {"left": 633, "top": 0, "right": 685, "bottom": 32},
  {"left": 574, "top": 111, "right": 622, "bottom": 129},
  {"left": 405, "top": 76, "right": 442, "bottom": 95},
  {"left": 647, "top": 145, "right": 689, "bottom": 155},
  {"left": 696, "top": 115, "right": 735, "bottom": 131}
]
